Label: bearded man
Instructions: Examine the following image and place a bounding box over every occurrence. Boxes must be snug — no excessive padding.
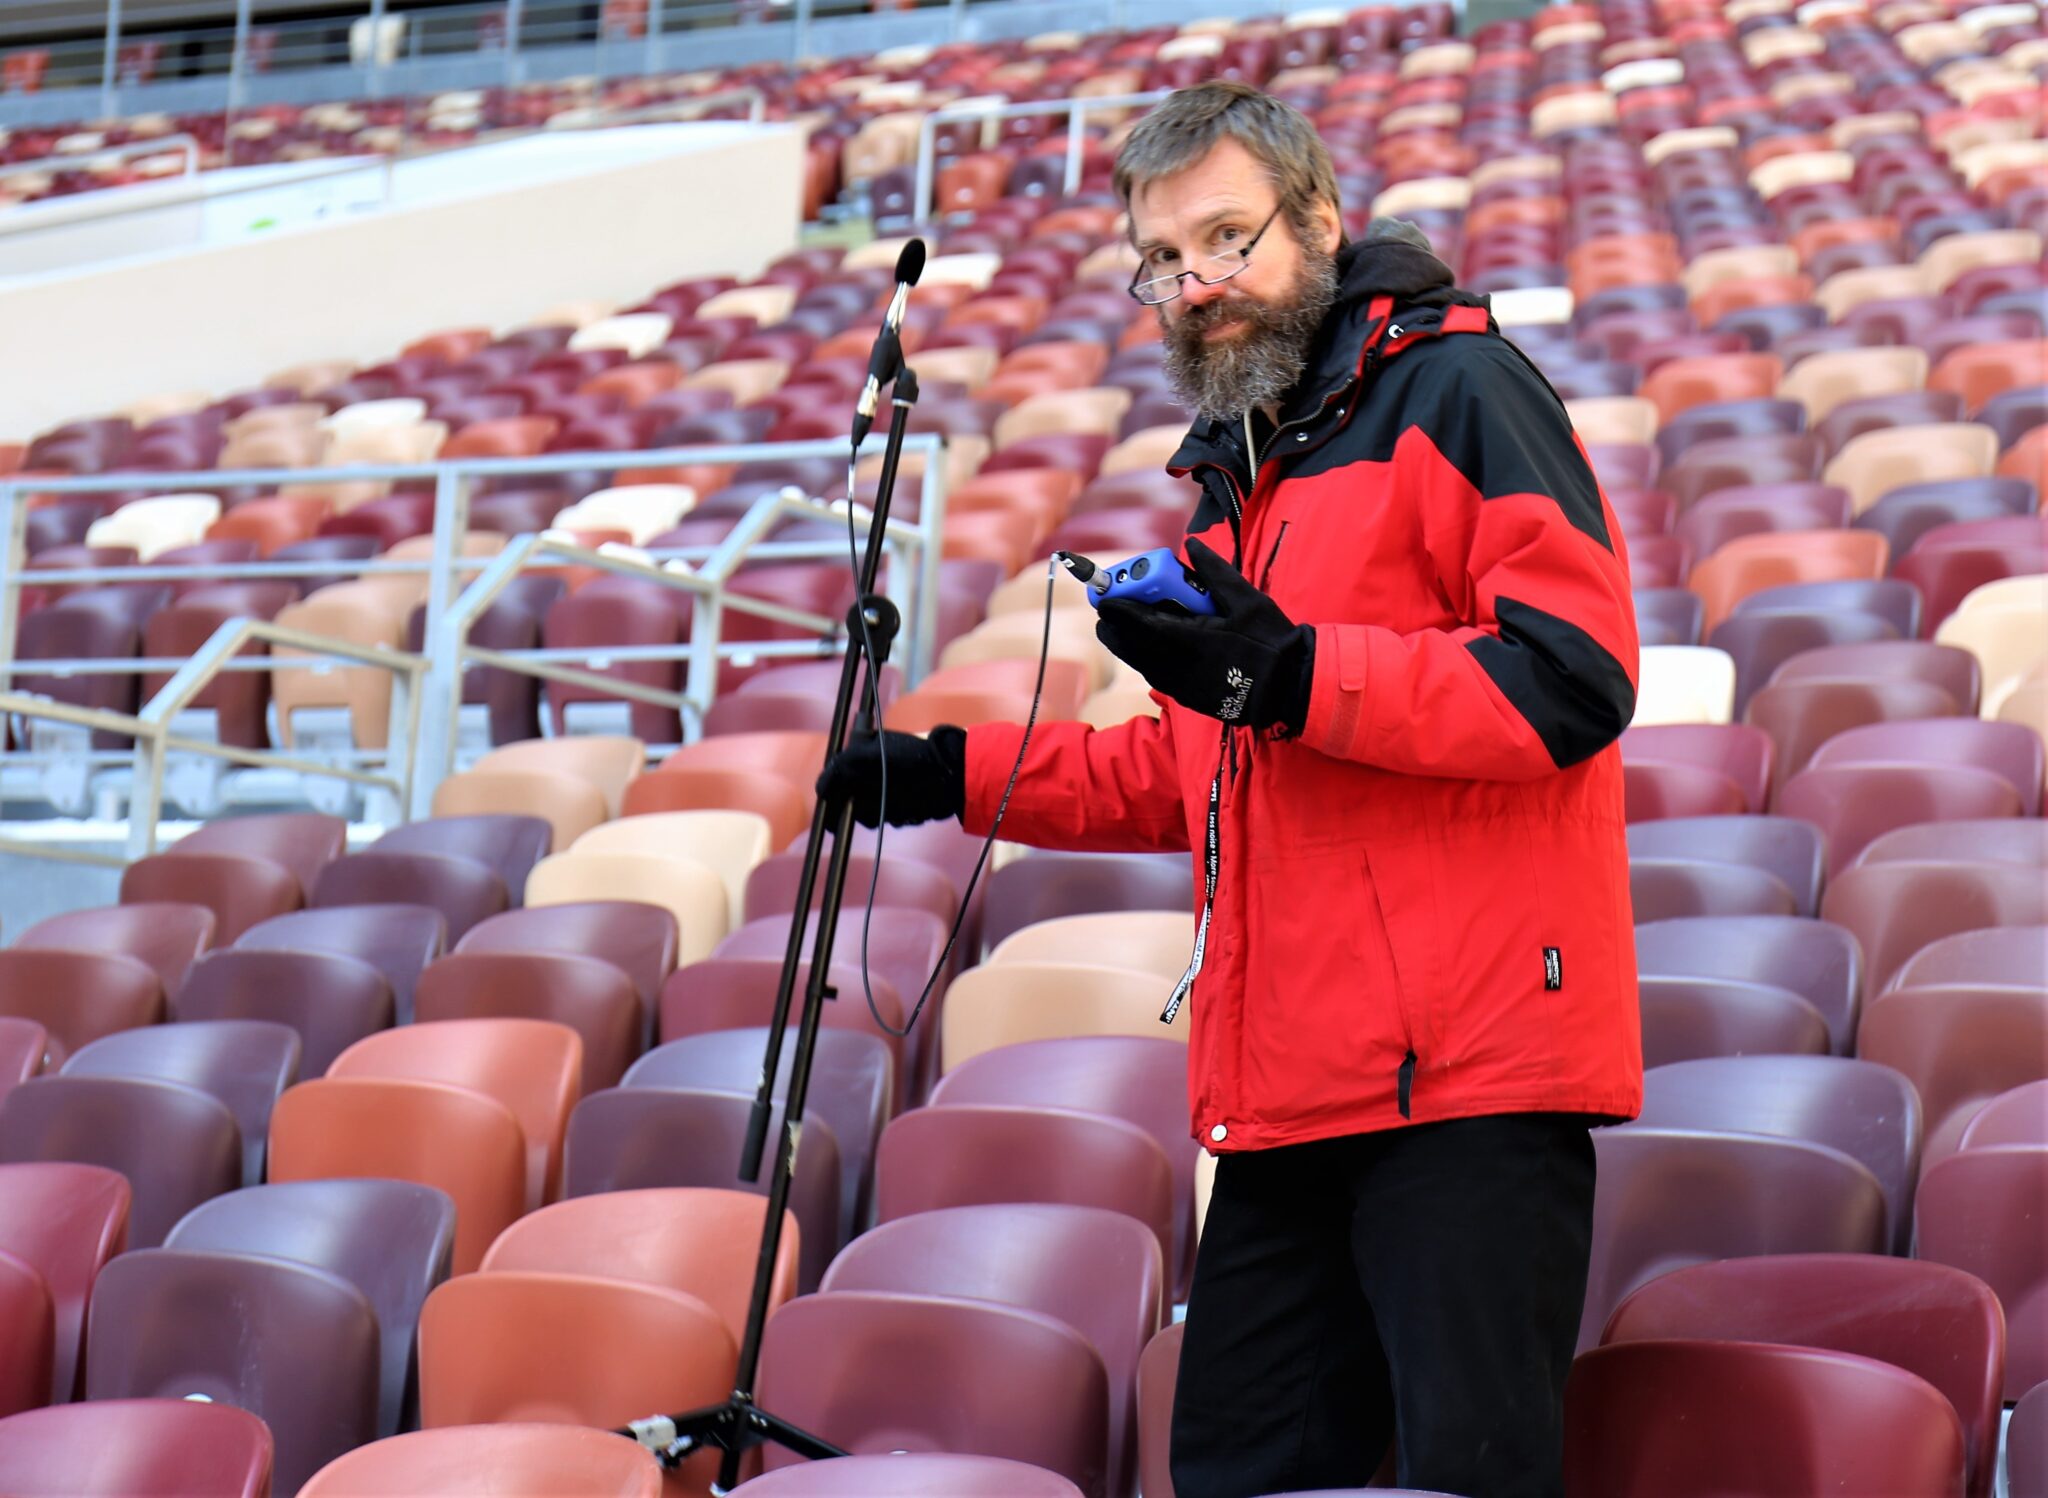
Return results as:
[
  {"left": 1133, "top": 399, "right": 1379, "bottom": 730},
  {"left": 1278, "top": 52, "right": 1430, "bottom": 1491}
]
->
[{"left": 820, "top": 82, "right": 1644, "bottom": 1497}]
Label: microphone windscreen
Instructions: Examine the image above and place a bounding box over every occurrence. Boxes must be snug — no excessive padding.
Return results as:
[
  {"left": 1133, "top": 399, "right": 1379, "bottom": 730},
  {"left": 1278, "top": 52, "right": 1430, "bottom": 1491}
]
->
[{"left": 895, "top": 238, "right": 927, "bottom": 288}]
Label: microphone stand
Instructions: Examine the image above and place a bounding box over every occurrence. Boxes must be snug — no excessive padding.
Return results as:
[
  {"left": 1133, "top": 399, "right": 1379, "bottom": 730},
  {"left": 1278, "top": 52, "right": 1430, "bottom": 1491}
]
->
[{"left": 615, "top": 366, "right": 924, "bottom": 1495}]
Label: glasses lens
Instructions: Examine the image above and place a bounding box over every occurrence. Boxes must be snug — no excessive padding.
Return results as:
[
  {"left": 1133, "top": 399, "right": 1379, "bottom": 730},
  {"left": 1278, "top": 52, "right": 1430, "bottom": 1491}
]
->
[{"left": 1131, "top": 277, "right": 1178, "bottom": 306}]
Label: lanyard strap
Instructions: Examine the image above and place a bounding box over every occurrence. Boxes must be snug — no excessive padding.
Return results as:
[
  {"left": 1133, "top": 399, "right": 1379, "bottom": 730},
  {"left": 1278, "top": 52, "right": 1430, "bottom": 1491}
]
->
[{"left": 1164, "top": 732, "right": 1226, "bottom": 1024}]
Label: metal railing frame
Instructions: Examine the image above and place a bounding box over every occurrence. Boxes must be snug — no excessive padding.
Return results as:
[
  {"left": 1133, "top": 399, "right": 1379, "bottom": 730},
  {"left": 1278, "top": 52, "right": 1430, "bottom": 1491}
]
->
[
  {"left": 0, "top": 431, "right": 948, "bottom": 844},
  {"left": 910, "top": 88, "right": 1168, "bottom": 223}
]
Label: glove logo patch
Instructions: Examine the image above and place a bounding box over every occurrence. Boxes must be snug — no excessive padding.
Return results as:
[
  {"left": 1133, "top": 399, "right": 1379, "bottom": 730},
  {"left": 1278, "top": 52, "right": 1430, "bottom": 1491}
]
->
[{"left": 1219, "top": 666, "right": 1252, "bottom": 721}]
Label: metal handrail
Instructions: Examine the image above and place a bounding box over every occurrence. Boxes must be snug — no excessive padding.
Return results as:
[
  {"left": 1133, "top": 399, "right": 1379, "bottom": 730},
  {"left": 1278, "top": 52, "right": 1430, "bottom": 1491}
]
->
[
  {"left": 912, "top": 89, "right": 1168, "bottom": 223},
  {"left": 0, "top": 132, "right": 200, "bottom": 184}
]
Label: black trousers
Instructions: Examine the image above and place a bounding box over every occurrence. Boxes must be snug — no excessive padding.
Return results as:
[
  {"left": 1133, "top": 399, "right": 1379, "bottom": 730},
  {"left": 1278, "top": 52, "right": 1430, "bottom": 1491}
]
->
[{"left": 1170, "top": 1112, "right": 1599, "bottom": 1498}]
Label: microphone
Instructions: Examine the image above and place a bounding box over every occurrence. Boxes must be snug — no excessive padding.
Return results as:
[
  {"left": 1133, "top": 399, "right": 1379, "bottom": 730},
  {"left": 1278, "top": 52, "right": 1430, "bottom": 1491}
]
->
[{"left": 851, "top": 238, "right": 927, "bottom": 448}]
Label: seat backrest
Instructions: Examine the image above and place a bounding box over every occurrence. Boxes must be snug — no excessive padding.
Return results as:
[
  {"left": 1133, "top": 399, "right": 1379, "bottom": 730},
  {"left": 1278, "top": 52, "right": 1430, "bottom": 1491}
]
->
[
  {"left": 415, "top": 951, "right": 639, "bottom": 1094},
  {"left": 457, "top": 900, "right": 678, "bottom": 1034},
  {"left": 1633, "top": 915, "right": 1862, "bottom": 1053},
  {"left": 310, "top": 851, "right": 509, "bottom": 944},
  {"left": 171, "top": 948, "right": 394, "bottom": 1076},
  {"left": 0, "top": 1398, "right": 273, "bottom": 1498},
  {"left": 1779, "top": 763, "right": 2021, "bottom": 876},
  {"left": 0, "top": 950, "right": 163, "bottom": 1068},
  {"left": 14, "top": 903, "right": 215, "bottom": 996},
  {"left": 236, "top": 903, "right": 446, "bottom": 1025},
  {"left": 430, "top": 769, "right": 608, "bottom": 854},
  {"left": 169, "top": 812, "right": 346, "bottom": 901},
  {"left": 1821, "top": 861, "right": 2048, "bottom": 1002},
  {"left": 297, "top": 1422, "right": 662, "bottom": 1497},
  {"left": 939, "top": 962, "right": 1196, "bottom": 1074},
  {"left": 166, "top": 1179, "right": 455, "bottom": 1439},
  {"left": 370, "top": 815, "right": 553, "bottom": 905},
  {"left": 1857, "top": 985, "right": 2048, "bottom": 1170},
  {"left": 526, "top": 852, "right": 727, "bottom": 968},
  {"left": 120, "top": 852, "right": 301, "bottom": 946},
  {"left": 0, "top": 1161, "right": 129, "bottom": 1404},
  {"left": 573, "top": 810, "right": 771, "bottom": 932}
]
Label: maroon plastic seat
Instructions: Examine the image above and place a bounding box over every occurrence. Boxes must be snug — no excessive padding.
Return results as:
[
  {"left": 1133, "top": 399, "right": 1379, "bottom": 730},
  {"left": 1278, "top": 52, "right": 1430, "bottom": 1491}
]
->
[
  {"left": 1634, "top": 915, "right": 1860, "bottom": 1053},
  {"left": 13, "top": 902, "right": 214, "bottom": 997},
  {"left": 738, "top": 1452, "right": 1084, "bottom": 1495},
  {"left": 1858, "top": 985, "right": 2048, "bottom": 1173},
  {"left": 370, "top": 815, "right": 554, "bottom": 907},
  {"left": 756, "top": 1291, "right": 1110, "bottom": 1498},
  {"left": 744, "top": 849, "right": 958, "bottom": 929},
  {"left": 1633, "top": 587, "right": 1704, "bottom": 646},
  {"left": 0, "top": 1245, "right": 51, "bottom": 1418},
  {"left": 1635, "top": 1055, "right": 1921, "bottom": 1251},
  {"left": 1823, "top": 861, "right": 2048, "bottom": 1004},
  {"left": 0, "top": 950, "right": 162, "bottom": 1069},
  {"left": 166, "top": 1180, "right": 455, "bottom": 1439},
  {"left": 1896, "top": 542, "right": 2048, "bottom": 636},
  {"left": 85, "top": 1248, "right": 378, "bottom": 1494},
  {"left": 1858, "top": 820, "right": 2048, "bottom": 870},
  {"left": 15, "top": 592, "right": 152, "bottom": 748},
  {"left": 1581, "top": 1129, "right": 1887, "bottom": 1351},
  {"left": 1745, "top": 678, "right": 1961, "bottom": 799},
  {"left": 236, "top": 904, "right": 446, "bottom": 1026},
  {"left": 623, "top": 1027, "right": 890, "bottom": 1245},
  {"left": 1677, "top": 486, "right": 1855, "bottom": 575},
  {"left": 0, "top": 1161, "right": 129, "bottom": 1404},
  {"left": 1652, "top": 398, "right": 1805, "bottom": 471},
  {"left": 821, "top": 1203, "right": 1162, "bottom": 1498},
  {"left": 542, "top": 579, "right": 683, "bottom": 744},
  {"left": 310, "top": 852, "right": 508, "bottom": 946},
  {"left": 171, "top": 949, "right": 393, "bottom": 1076},
  {"left": 716, "top": 909, "right": 949, "bottom": 1068},
  {"left": 1767, "top": 639, "right": 1982, "bottom": 714},
  {"left": 0, "top": 1399, "right": 273, "bottom": 1497},
  {"left": 0, "top": 1017, "right": 44, "bottom": 1104},
  {"left": 979, "top": 853, "right": 1193, "bottom": 956},
  {"left": 1917, "top": 1147, "right": 2048, "bottom": 1400},
  {"left": 270, "top": 536, "right": 380, "bottom": 598},
  {"left": 1619, "top": 723, "right": 1773, "bottom": 812},
  {"left": 168, "top": 813, "right": 346, "bottom": 903},
  {"left": 62, "top": 1021, "right": 299, "bottom": 1188},
  {"left": 1563, "top": 1340, "right": 1966, "bottom": 1496},
  {"left": 875, "top": 1105, "right": 1175, "bottom": 1279},
  {"left": 1779, "top": 764, "right": 2022, "bottom": 876},
  {"left": 656, "top": 957, "right": 906, "bottom": 1106},
  {"left": 457, "top": 901, "right": 679, "bottom": 1042},
  {"left": 1601, "top": 1254, "right": 2002, "bottom": 1495},
  {"left": 1708, "top": 611, "right": 1902, "bottom": 717},
  {"left": 0, "top": 1076, "right": 237, "bottom": 1248},
  {"left": 1662, "top": 432, "right": 1823, "bottom": 508},
  {"left": 142, "top": 592, "right": 288, "bottom": 750},
  {"left": 1890, "top": 926, "right": 2048, "bottom": 991},
  {"left": 119, "top": 852, "right": 301, "bottom": 945},
  {"left": 1857, "top": 477, "right": 2038, "bottom": 560},
  {"left": 1625, "top": 816, "right": 1825, "bottom": 916},
  {"left": 1733, "top": 578, "right": 1925, "bottom": 641},
  {"left": 561, "top": 1087, "right": 841, "bottom": 1290},
  {"left": 416, "top": 951, "right": 639, "bottom": 1094}
]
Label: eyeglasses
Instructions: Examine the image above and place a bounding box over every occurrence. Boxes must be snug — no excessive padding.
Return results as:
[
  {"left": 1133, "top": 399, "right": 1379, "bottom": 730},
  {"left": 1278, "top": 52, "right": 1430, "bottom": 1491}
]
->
[{"left": 1127, "top": 205, "right": 1284, "bottom": 306}]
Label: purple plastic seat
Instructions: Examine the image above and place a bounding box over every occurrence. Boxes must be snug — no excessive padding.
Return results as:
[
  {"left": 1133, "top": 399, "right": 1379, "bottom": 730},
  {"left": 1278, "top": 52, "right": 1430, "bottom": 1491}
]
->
[
  {"left": 1813, "top": 389, "right": 1967, "bottom": 458},
  {"left": 1770, "top": 638, "right": 1982, "bottom": 710},
  {"left": 875, "top": 1105, "right": 1176, "bottom": 1279},
  {"left": 168, "top": 812, "right": 345, "bottom": 903},
  {"left": 370, "top": 815, "right": 552, "bottom": 908},
  {"left": 2014, "top": 1382, "right": 2048, "bottom": 1498},
  {"left": 1711, "top": 613, "right": 1907, "bottom": 716},
  {"left": 1634, "top": 1056, "right": 1921, "bottom": 1251},
  {"left": 166, "top": 1180, "right": 455, "bottom": 1438},
  {"left": 1620, "top": 723, "right": 1773, "bottom": 812},
  {"left": 1652, "top": 398, "right": 1806, "bottom": 472},
  {"left": 716, "top": 910, "right": 949, "bottom": 1072},
  {"left": 1564, "top": 1340, "right": 1966, "bottom": 1496},
  {"left": 309, "top": 852, "right": 508, "bottom": 946},
  {"left": 1632, "top": 587, "right": 1704, "bottom": 646},
  {"left": 1624, "top": 816, "right": 1825, "bottom": 915},
  {"left": 236, "top": 904, "right": 445, "bottom": 1026},
  {"left": 13, "top": 902, "right": 215, "bottom": 998},
  {"left": 1806, "top": 718, "right": 2044, "bottom": 816},
  {"left": 1856, "top": 985, "right": 2048, "bottom": 1171},
  {"left": 1638, "top": 976, "right": 1831, "bottom": 1068},
  {"left": 1662, "top": 432, "right": 1825, "bottom": 508},
  {"left": 979, "top": 853, "right": 1194, "bottom": 957},
  {"left": 1630, "top": 859, "right": 1797, "bottom": 921},
  {"left": 171, "top": 949, "right": 393, "bottom": 1076},
  {"left": 738, "top": 1452, "right": 1084, "bottom": 1496},
  {"left": 1779, "top": 763, "right": 2021, "bottom": 875},
  {"left": 624, "top": 1026, "right": 891, "bottom": 1244},
  {"left": 85, "top": 1248, "right": 378, "bottom": 1494},
  {"left": 1580, "top": 1128, "right": 1887, "bottom": 1351},
  {"left": 756, "top": 1291, "right": 1110, "bottom": 1498},
  {"left": 822, "top": 1203, "right": 1162, "bottom": 1498},
  {"left": 1634, "top": 916, "right": 1861, "bottom": 1054},
  {"left": 1601, "top": 1253, "right": 2001, "bottom": 1495},
  {"left": 458, "top": 900, "right": 679, "bottom": 1040},
  {"left": 1676, "top": 484, "right": 1854, "bottom": 568},
  {"left": 561, "top": 1087, "right": 841, "bottom": 1290},
  {"left": 1731, "top": 577, "right": 1924, "bottom": 639},
  {"left": 0, "top": 1076, "right": 237, "bottom": 1248},
  {"left": 0, "top": 1162, "right": 129, "bottom": 1404},
  {"left": 744, "top": 849, "right": 958, "bottom": 930},
  {"left": 0, "top": 950, "right": 163, "bottom": 1069},
  {"left": 0, "top": 1399, "right": 273, "bottom": 1497},
  {"left": 1916, "top": 1147, "right": 2048, "bottom": 1400},
  {"left": 1979, "top": 384, "right": 2047, "bottom": 450},
  {"left": 62, "top": 1021, "right": 299, "bottom": 1187}
]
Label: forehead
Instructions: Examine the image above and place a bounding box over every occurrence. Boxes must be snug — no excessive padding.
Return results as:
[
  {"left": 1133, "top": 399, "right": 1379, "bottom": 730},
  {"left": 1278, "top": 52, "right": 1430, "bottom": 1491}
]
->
[{"left": 1128, "top": 138, "right": 1275, "bottom": 244}]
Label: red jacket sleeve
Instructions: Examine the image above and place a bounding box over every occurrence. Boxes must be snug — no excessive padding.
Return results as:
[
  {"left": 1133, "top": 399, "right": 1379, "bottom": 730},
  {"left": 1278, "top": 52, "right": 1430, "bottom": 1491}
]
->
[
  {"left": 1299, "top": 341, "right": 1641, "bottom": 780},
  {"left": 959, "top": 704, "right": 1192, "bottom": 853}
]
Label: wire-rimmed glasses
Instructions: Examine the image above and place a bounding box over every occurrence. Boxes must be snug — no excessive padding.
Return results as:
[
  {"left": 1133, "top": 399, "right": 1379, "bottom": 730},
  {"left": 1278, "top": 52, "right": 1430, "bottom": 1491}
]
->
[{"left": 1127, "top": 205, "right": 1283, "bottom": 306}]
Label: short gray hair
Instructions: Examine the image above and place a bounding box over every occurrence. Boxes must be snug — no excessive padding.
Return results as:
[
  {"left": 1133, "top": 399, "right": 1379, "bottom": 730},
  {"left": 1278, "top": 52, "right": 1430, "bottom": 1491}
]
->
[{"left": 1113, "top": 82, "right": 1343, "bottom": 242}]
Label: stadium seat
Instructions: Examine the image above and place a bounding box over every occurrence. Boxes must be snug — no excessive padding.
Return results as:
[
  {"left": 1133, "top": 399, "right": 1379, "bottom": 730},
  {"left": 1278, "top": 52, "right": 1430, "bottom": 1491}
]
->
[
  {"left": 1916, "top": 1147, "right": 2048, "bottom": 1401},
  {"left": 237, "top": 904, "right": 445, "bottom": 1025},
  {"left": 0, "top": 1162, "right": 128, "bottom": 1404},
  {"left": 0, "top": 951, "right": 163, "bottom": 1067},
  {"left": 0, "top": 1399, "right": 273, "bottom": 1497},
  {"left": 300, "top": 1423, "right": 663, "bottom": 1496}
]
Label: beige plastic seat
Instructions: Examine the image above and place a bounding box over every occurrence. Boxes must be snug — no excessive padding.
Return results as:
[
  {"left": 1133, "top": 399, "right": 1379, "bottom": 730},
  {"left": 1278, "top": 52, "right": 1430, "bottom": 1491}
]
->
[
  {"left": 1831, "top": 110, "right": 1922, "bottom": 149},
  {"left": 1377, "top": 102, "right": 1463, "bottom": 137},
  {"left": 1401, "top": 40, "right": 1476, "bottom": 77},
  {"left": 683, "top": 359, "right": 790, "bottom": 408},
  {"left": 986, "top": 563, "right": 1095, "bottom": 618},
  {"left": 1370, "top": 176, "right": 1472, "bottom": 221},
  {"left": 1100, "top": 425, "right": 1189, "bottom": 478},
  {"left": 940, "top": 961, "right": 1189, "bottom": 1072},
  {"left": 1078, "top": 240, "right": 1142, "bottom": 282},
  {"left": 1778, "top": 347, "right": 1929, "bottom": 423},
  {"left": 572, "top": 809, "right": 770, "bottom": 930},
  {"left": 1533, "top": 18, "right": 1605, "bottom": 47},
  {"left": 323, "top": 398, "right": 429, "bottom": 439},
  {"left": 289, "top": 422, "right": 449, "bottom": 510},
  {"left": 1533, "top": 91, "right": 1619, "bottom": 137},
  {"left": 1773, "top": 71, "right": 1853, "bottom": 107},
  {"left": 1936, "top": 597, "right": 2048, "bottom": 720},
  {"left": 271, "top": 582, "right": 413, "bottom": 749},
  {"left": 1082, "top": 682, "right": 1164, "bottom": 729},
  {"left": 1995, "top": 663, "right": 2048, "bottom": 749},
  {"left": 568, "top": 314, "right": 674, "bottom": 360},
  {"left": 1158, "top": 32, "right": 1225, "bottom": 58},
  {"left": 1956, "top": 137, "right": 2048, "bottom": 190},
  {"left": 1566, "top": 397, "right": 1659, "bottom": 446},
  {"left": 1919, "top": 229, "right": 2044, "bottom": 294},
  {"left": 552, "top": 485, "right": 696, "bottom": 545},
  {"left": 856, "top": 434, "right": 989, "bottom": 498},
  {"left": 84, "top": 492, "right": 222, "bottom": 560},
  {"left": 1948, "top": 573, "right": 2048, "bottom": 622},
  {"left": 840, "top": 113, "right": 924, "bottom": 182},
  {"left": 265, "top": 358, "right": 358, "bottom": 396},
  {"left": 940, "top": 610, "right": 1116, "bottom": 690},
  {"left": 468, "top": 735, "right": 645, "bottom": 818},
  {"left": 988, "top": 911, "right": 1196, "bottom": 981},
  {"left": 1743, "top": 26, "right": 1827, "bottom": 65},
  {"left": 1823, "top": 423, "right": 1998, "bottom": 513},
  {"left": 920, "top": 253, "right": 1002, "bottom": 291},
  {"left": 122, "top": 389, "right": 213, "bottom": 425},
  {"left": 1816, "top": 264, "right": 1933, "bottom": 320},
  {"left": 220, "top": 423, "right": 327, "bottom": 470},
  {"left": 1632, "top": 645, "right": 1737, "bottom": 726},
  {"left": 225, "top": 402, "right": 325, "bottom": 441},
  {"left": 529, "top": 299, "right": 615, "bottom": 331},
  {"left": 343, "top": 531, "right": 501, "bottom": 615},
  {"left": 330, "top": 1018, "right": 583, "bottom": 1210},
  {"left": 1470, "top": 154, "right": 1563, "bottom": 192},
  {"left": 431, "top": 768, "right": 608, "bottom": 853},
  {"left": 1751, "top": 149, "right": 1854, "bottom": 200},
  {"left": 844, "top": 236, "right": 918, "bottom": 273},
  {"left": 1490, "top": 287, "right": 1577, "bottom": 328},
  {"left": 1683, "top": 244, "right": 1800, "bottom": 300},
  {"left": 697, "top": 285, "right": 798, "bottom": 328},
  {"left": 993, "top": 388, "right": 1133, "bottom": 450},
  {"left": 527, "top": 850, "right": 727, "bottom": 966},
  {"left": 1896, "top": 18, "right": 1976, "bottom": 63},
  {"left": 907, "top": 346, "right": 999, "bottom": 391}
]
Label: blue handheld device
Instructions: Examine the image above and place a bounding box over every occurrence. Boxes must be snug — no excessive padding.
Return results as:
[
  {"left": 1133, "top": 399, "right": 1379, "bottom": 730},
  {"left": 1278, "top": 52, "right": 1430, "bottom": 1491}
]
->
[{"left": 1055, "top": 547, "right": 1217, "bottom": 616}]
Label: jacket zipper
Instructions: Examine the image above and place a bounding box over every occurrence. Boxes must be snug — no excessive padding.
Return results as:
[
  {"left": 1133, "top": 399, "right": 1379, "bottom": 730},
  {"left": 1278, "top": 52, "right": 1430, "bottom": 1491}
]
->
[{"left": 1259, "top": 521, "right": 1292, "bottom": 591}]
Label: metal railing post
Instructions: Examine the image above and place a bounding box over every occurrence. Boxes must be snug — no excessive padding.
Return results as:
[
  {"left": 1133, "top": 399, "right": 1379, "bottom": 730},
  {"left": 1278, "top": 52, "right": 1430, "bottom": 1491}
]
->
[
  {"left": 0, "top": 485, "right": 24, "bottom": 699},
  {"left": 409, "top": 465, "right": 469, "bottom": 818},
  {"left": 794, "top": 0, "right": 814, "bottom": 64},
  {"left": 102, "top": 0, "right": 124, "bottom": 119},
  {"left": 365, "top": 0, "right": 388, "bottom": 98},
  {"left": 1064, "top": 97, "right": 1089, "bottom": 195},
  {"left": 913, "top": 113, "right": 938, "bottom": 224},
  {"left": 646, "top": 0, "right": 666, "bottom": 75},
  {"left": 224, "top": 0, "right": 255, "bottom": 166},
  {"left": 505, "top": 0, "right": 526, "bottom": 85},
  {"left": 911, "top": 442, "right": 946, "bottom": 683}
]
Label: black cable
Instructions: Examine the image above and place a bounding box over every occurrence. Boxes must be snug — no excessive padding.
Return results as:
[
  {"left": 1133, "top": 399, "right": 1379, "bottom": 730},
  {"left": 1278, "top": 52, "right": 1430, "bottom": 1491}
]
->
[{"left": 841, "top": 444, "right": 1055, "bottom": 1039}]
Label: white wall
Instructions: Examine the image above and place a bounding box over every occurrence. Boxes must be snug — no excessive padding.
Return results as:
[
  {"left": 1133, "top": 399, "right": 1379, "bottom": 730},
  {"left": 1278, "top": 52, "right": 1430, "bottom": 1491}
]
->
[{"left": 0, "top": 123, "right": 806, "bottom": 438}]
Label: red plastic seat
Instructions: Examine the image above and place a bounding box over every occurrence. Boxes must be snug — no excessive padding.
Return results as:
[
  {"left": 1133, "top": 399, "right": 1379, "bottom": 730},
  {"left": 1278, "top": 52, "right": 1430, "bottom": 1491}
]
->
[{"left": 0, "top": 1399, "right": 272, "bottom": 1497}]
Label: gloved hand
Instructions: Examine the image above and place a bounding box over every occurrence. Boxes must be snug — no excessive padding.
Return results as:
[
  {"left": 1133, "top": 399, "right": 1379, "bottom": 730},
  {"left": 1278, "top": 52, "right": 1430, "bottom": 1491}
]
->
[
  {"left": 1095, "top": 537, "right": 1316, "bottom": 732},
  {"left": 815, "top": 726, "right": 968, "bottom": 828}
]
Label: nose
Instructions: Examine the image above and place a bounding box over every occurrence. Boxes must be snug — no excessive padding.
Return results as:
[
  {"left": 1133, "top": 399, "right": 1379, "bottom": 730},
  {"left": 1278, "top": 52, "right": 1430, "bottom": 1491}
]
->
[{"left": 1179, "top": 275, "right": 1231, "bottom": 310}]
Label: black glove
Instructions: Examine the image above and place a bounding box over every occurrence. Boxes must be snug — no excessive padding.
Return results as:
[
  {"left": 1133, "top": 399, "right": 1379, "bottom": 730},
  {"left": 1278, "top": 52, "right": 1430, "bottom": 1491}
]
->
[
  {"left": 1095, "top": 537, "right": 1316, "bottom": 733},
  {"left": 815, "top": 726, "right": 968, "bottom": 828}
]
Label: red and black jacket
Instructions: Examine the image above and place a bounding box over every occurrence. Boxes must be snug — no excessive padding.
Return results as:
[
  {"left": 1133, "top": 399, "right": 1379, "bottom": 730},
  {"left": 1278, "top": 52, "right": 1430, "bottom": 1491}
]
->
[{"left": 962, "top": 238, "right": 1645, "bottom": 1151}]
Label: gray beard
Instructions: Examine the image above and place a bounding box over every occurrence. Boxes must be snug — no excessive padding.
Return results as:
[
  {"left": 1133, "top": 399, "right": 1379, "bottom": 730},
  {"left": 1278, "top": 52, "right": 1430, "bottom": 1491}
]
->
[{"left": 1159, "top": 240, "right": 1341, "bottom": 426}]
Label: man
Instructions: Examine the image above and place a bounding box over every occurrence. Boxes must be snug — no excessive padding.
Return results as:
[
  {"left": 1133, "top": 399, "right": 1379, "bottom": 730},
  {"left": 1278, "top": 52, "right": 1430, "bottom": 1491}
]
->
[{"left": 820, "top": 82, "right": 1642, "bottom": 1498}]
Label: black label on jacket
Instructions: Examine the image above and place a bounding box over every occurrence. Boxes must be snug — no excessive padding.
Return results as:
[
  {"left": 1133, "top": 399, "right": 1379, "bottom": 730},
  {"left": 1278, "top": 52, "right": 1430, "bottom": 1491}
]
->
[{"left": 1543, "top": 947, "right": 1563, "bottom": 991}]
